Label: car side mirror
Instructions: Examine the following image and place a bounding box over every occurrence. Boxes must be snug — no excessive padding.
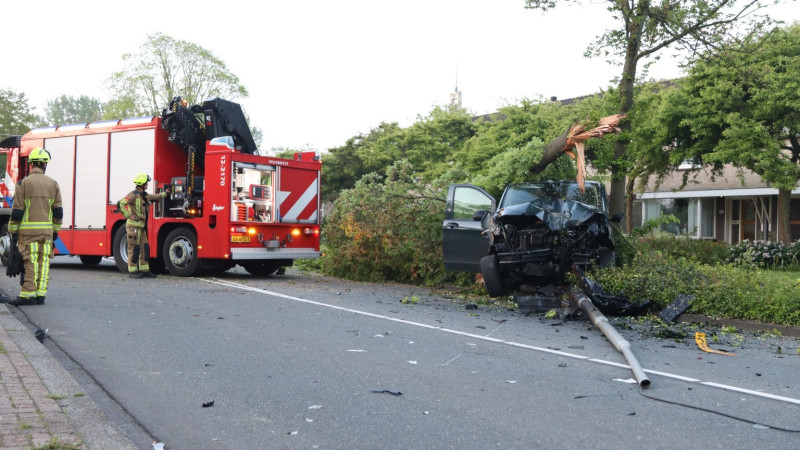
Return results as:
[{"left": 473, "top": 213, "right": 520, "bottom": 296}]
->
[
  {"left": 611, "top": 212, "right": 624, "bottom": 223},
  {"left": 472, "top": 210, "right": 489, "bottom": 221}
]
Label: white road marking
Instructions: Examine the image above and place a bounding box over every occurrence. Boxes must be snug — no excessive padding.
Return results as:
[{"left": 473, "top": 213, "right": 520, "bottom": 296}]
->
[{"left": 201, "top": 277, "right": 800, "bottom": 406}]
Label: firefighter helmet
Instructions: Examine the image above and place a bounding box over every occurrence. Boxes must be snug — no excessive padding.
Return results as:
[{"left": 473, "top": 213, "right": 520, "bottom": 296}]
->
[
  {"left": 133, "top": 173, "right": 151, "bottom": 186},
  {"left": 29, "top": 147, "right": 51, "bottom": 164}
]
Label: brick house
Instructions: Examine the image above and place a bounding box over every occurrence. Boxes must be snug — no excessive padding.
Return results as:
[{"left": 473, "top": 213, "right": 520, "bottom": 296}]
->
[{"left": 630, "top": 164, "right": 800, "bottom": 243}]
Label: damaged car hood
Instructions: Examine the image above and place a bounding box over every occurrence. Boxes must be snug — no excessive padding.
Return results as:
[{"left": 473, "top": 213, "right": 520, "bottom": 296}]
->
[{"left": 495, "top": 197, "right": 607, "bottom": 230}]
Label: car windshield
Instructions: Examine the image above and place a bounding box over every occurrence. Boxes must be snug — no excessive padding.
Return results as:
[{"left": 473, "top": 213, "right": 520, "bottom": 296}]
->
[{"left": 500, "top": 182, "right": 602, "bottom": 210}]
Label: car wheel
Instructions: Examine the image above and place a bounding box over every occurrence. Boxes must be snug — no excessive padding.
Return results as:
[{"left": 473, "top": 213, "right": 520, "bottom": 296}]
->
[
  {"left": 79, "top": 255, "right": 103, "bottom": 266},
  {"left": 163, "top": 228, "right": 200, "bottom": 276},
  {"left": 112, "top": 226, "right": 129, "bottom": 273},
  {"left": 480, "top": 255, "right": 506, "bottom": 298}
]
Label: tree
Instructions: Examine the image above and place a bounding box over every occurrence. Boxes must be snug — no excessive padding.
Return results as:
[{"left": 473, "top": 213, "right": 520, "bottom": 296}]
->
[
  {"left": 646, "top": 24, "right": 800, "bottom": 244},
  {"left": 454, "top": 99, "right": 572, "bottom": 176},
  {"left": 524, "top": 0, "right": 778, "bottom": 227},
  {"left": 0, "top": 88, "right": 38, "bottom": 137},
  {"left": 106, "top": 33, "right": 248, "bottom": 117},
  {"left": 43, "top": 95, "right": 102, "bottom": 125},
  {"left": 320, "top": 122, "right": 400, "bottom": 202},
  {"left": 321, "top": 106, "right": 476, "bottom": 202}
]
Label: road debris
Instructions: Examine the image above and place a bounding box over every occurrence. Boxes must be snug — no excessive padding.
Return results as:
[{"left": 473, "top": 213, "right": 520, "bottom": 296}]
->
[
  {"left": 202, "top": 401, "right": 214, "bottom": 407},
  {"left": 658, "top": 295, "right": 694, "bottom": 322},
  {"left": 372, "top": 389, "right": 402, "bottom": 396},
  {"left": 695, "top": 332, "right": 736, "bottom": 356},
  {"left": 570, "top": 273, "right": 651, "bottom": 388}
]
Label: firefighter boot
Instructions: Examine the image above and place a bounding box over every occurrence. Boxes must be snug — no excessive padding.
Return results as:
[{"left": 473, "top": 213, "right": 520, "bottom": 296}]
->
[
  {"left": 143, "top": 272, "right": 157, "bottom": 278},
  {"left": 129, "top": 271, "right": 145, "bottom": 279},
  {"left": 9, "top": 296, "right": 38, "bottom": 306},
  {"left": 36, "top": 296, "right": 45, "bottom": 305}
]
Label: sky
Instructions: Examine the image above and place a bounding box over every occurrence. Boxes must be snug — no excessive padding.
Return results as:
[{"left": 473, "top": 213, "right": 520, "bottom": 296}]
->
[{"left": 3, "top": 0, "right": 799, "bottom": 153}]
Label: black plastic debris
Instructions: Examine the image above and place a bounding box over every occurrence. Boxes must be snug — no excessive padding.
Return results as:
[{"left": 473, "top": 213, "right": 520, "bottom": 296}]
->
[
  {"left": 202, "top": 401, "right": 215, "bottom": 407},
  {"left": 34, "top": 328, "right": 48, "bottom": 343},
  {"left": 573, "top": 266, "right": 652, "bottom": 315},
  {"left": 658, "top": 295, "right": 694, "bottom": 322},
  {"left": 371, "top": 389, "right": 402, "bottom": 396}
]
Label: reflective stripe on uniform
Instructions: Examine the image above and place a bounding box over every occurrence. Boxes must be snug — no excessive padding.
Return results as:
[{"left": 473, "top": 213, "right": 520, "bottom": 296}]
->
[{"left": 36, "top": 240, "right": 52, "bottom": 296}]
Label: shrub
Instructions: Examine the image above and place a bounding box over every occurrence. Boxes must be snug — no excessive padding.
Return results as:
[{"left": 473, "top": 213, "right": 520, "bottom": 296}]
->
[
  {"left": 728, "top": 239, "right": 800, "bottom": 270},
  {"left": 590, "top": 251, "right": 800, "bottom": 327},
  {"left": 634, "top": 232, "right": 730, "bottom": 266},
  {"left": 321, "top": 161, "right": 451, "bottom": 285},
  {"left": 589, "top": 250, "right": 708, "bottom": 309}
]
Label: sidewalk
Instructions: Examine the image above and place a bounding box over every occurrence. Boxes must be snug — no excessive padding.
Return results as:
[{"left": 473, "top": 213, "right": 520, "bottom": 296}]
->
[{"left": 0, "top": 302, "right": 137, "bottom": 449}]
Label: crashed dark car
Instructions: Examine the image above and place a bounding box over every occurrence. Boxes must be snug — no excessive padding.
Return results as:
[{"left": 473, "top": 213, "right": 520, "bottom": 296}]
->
[{"left": 442, "top": 180, "right": 621, "bottom": 298}]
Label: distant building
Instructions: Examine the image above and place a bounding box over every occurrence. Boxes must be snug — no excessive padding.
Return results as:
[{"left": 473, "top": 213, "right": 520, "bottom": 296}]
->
[{"left": 450, "top": 87, "right": 462, "bottom": 108}]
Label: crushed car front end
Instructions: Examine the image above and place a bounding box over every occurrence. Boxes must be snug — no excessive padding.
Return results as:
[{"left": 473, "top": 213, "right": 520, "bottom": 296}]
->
[{"left": 480, "top": 181, "right": 617, "bottom": 297}]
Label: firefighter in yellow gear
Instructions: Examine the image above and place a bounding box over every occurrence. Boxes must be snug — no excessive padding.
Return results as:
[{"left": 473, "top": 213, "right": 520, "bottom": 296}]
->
[
  {"left": 7, "top": 147, "right": 63, "bottom": 306},
  {"left": 118, "top": 174, "right": 169, "bottom": 278}
]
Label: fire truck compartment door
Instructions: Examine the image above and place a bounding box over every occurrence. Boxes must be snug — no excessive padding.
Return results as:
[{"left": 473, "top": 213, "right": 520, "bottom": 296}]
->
[{"left": 277, "top": 167, "right": 318, "bottom": 224}]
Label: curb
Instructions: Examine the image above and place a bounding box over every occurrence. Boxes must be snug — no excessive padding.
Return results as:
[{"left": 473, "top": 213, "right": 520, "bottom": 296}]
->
[{"left": 0, "top": 302, "right": 137, "bottom": 449}]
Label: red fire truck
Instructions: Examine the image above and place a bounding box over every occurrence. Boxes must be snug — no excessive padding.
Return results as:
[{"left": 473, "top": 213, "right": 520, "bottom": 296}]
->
[{"left": 0, "top": 97, "right": 321, "bottom": 276}]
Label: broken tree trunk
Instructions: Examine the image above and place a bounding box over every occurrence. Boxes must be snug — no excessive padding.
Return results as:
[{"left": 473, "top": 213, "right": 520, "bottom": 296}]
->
[{"left": 528, "top": 114, "right": 626, "bottom": 192}]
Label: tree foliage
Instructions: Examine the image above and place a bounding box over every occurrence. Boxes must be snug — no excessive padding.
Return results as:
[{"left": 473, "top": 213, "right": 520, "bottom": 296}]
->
[
  {"left": 643, "top": 24, "right": 800, "bottom": 243},
  {"left": 321, "top": 106, "right": 477, "bottom": 202},
  {"left": 105, "top": 32, "right": 248, "bottom": 117},
  {"left": 43, "top": 95, "right": 103, "bottom": 125},
  {"left": 0, "top": 88, "right": 38, "bottom": 137},
  {"left": 523, "top": 0, "right": 778, "bottom": 222}
]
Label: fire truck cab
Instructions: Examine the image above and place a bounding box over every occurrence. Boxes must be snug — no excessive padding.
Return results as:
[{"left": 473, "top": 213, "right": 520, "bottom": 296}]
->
[{"left": 0, "top": 97, "right": 321, "bottom": 276}]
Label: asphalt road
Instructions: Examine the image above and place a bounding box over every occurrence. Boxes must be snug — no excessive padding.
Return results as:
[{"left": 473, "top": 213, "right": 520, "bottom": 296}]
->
[{"left": 3, "top": 256, "right": 800, "bottom": 449}]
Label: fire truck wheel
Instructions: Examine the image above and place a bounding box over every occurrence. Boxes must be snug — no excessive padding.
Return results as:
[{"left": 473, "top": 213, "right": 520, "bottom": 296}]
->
[
  {"left": 79, "top": 255, "right": 103, "bottom": 266},
  {"left": 242, "top": 261, "right": 281, "bottom": 276},
  {"left": 0, "top": 224, "right": 11, "bottom": 267},
  {"left": 164, "top": 228, "right": 200, "bottom": 276},
  {"left": 112, "top": 227, "right": 129, "bottom": 273}
]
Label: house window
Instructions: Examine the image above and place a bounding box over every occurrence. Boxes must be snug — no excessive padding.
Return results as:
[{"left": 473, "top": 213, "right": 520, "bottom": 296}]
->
[{"left": 643, "top": 198, "right": 715, "bottom": 238}]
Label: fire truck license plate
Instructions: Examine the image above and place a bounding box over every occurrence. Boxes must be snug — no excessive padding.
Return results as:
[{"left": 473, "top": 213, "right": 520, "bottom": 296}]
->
[{"left": 231, "top": 235, "right": 251, "bottom": 243}]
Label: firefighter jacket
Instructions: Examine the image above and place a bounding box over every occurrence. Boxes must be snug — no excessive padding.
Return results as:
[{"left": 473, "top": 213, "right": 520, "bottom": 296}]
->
[
  {"left": 8, "top": 167, "right": 63, "bottom": 238},
  {"left": 119, "top": 189, "right": 167, "bottom": 229}
]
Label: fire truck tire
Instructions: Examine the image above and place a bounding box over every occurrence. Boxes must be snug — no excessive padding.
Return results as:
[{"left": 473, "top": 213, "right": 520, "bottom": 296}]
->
[
  {"left": 242, "top": 261, "right": 281, "bottom": 276},
  {"left": 79, "top": 255, "right": 103, "bottom": 265},
  {"left": 112, "top": 227, "right": 129, "bottom": 273},
  {"left": 0, "top": 224, "right": 11, "bottom": 267},
  {"left": 163, "top": 228, "right": 200, "bottom": 276}
]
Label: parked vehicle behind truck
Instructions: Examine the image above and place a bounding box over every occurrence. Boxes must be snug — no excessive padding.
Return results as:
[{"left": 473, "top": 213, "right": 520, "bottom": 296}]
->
[{"left": 0, "top": 97, "right": 321, "bottom": 276}]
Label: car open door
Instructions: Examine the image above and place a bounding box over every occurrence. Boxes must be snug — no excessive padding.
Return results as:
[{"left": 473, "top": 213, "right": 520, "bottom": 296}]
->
[{"left": 442, "top": 184, "right": 495, "bottom": 272}]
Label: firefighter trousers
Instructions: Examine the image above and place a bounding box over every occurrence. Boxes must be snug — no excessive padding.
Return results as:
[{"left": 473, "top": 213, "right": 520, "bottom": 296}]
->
[
  {"left": 17, "top": 234, "right": 54, "bottom": 299},
  {"left": 126, "top": 225, "right": 151, "bottom": 273}
]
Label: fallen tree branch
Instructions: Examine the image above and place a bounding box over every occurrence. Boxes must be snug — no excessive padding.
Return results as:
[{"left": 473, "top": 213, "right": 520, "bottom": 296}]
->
[{"left": 529, "top": 114, "right": 626, "bottom": 191}]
